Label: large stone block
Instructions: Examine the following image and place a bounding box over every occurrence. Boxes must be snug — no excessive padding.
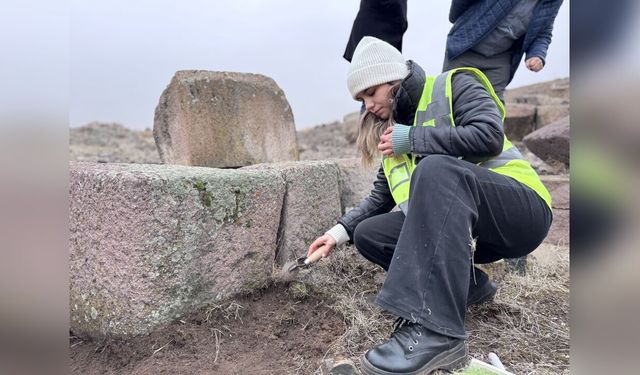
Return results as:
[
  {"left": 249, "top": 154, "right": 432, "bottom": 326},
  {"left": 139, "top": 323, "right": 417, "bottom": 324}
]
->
[
  {"left": 544, "top": 208, "right": 569, "bottom": 246},
  {"left": 524, "top": 116, "right": 570, "bottom": 167},
  {"left": 70, "top": 162, "right": 286, "bottom": 337},
  {"left": 540, "top": 174, "right": 569, "bottom": 245},
  {"left": 333, "top": 158, "right": 379, "bottom": 213},
  {"left": 536, "top": 104, "right": 570, "bottom": 128},
  {"left": 540, "top": 174, "right": 570, "bottom": 210},
  {"left": 154, "top": 70, "right": 299, "bottom": 168},
  {"left": 243, "top": 161, "right": 342, "bottom": 264},
  {"left": 504, "top": 103, "right": 537, "bottom": 141}
]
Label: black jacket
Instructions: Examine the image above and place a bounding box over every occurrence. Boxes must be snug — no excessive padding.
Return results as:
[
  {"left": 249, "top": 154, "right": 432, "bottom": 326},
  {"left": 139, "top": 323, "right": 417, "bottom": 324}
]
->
[
  {"left": 338, "top": 61, "right": 504, "bottom": 240},
  {"left": 343, "top": 0, "right": 408, "bottom": 62}
]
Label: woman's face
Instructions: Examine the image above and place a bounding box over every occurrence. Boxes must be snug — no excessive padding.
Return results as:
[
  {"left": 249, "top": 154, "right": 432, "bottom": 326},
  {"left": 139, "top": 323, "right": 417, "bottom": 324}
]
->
[{"left": 356, "top": 83, "right": 393, "bottom": 120}]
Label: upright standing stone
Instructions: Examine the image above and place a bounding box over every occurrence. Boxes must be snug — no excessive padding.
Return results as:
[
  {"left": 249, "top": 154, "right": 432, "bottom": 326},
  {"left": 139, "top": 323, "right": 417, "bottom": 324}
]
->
[{"left": 154, "top": 70, "right": 299, "bottom": 168}]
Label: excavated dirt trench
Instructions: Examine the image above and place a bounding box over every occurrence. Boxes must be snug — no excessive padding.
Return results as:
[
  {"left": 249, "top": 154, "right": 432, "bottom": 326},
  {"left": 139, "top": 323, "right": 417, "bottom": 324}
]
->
[{"left": 70, "top": 286, "right": 345, "bottom": 374}]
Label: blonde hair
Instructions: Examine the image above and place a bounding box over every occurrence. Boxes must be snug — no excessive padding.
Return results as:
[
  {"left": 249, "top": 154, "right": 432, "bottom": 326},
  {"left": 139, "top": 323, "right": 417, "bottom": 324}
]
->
[{"left": 356, "top": 82, "right": 401, "bottom": 167}]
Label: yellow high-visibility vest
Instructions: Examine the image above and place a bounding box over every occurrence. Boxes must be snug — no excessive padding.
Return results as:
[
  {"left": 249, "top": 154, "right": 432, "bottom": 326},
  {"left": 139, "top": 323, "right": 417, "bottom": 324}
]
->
[{"left": 382, "top": 67, "right": 552, "bottom": 213}]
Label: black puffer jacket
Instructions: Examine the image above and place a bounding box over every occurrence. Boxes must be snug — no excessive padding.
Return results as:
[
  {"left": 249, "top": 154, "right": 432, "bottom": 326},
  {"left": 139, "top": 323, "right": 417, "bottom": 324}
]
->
[{"left": 337, "top": 61, "right": 504, "bottom": 241}]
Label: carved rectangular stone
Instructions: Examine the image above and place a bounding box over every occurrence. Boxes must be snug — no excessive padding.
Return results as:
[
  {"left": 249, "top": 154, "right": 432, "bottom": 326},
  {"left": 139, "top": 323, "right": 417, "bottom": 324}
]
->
[
  {"left": 154, "top": 71, "right": 299, "bottom": 168},
  {"left": 333, "top": 158, "right": 379, "bottom": 214},
  {"left": 243, "top": 161, "right": 342, "bottom": 265},
  {"left": 70, "top": 162, "right": 285, "bottom": 337}
]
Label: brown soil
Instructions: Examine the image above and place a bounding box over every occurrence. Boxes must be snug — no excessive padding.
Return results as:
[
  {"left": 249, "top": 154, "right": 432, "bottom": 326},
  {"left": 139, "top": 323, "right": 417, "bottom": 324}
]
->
[
  {"left": 70, "top": 246, "right": 570, "bottom": 375},
  {"left": 70, "top": 287, "right": 345, "bottom": 375}
]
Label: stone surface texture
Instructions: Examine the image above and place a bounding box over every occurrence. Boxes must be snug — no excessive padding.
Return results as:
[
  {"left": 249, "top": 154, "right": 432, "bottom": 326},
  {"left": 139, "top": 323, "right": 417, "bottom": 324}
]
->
[
  {"left": 70, "top": 162, "right": 286, "bottom": 337},
  {"left": 536, "top": 104, "right": 570, "bottom": 128},
  {"left": 523, "top": 116, "right": 570, "bottom": 167},
  {"left": 540, "top": 174, "right": 570, "bottom": 246},
  {"left": 333, "top": 158, "right": 378, "bottom": 213},
  {"left": 504, "top": 103, "right": 537, "bottom": 141},
  {"left": 154, "top": 70, "right": 299, "bottom": 168},
  {"left": 243, "top": 161, "right": 342, "bottom": 264}
]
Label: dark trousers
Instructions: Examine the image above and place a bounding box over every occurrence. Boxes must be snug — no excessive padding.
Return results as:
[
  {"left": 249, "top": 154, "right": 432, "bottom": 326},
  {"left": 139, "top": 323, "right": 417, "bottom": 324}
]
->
[
  {"left": 443, "top": 49, "right": 512, "bottom": 102},
  {"left": 353, "top": 155, "right": 552, "bottom": 338}
]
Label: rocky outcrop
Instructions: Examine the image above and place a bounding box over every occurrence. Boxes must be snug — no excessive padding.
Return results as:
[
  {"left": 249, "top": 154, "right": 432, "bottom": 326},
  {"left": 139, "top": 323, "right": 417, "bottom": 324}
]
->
[
  {"left": 502, "top": 78, "right": 570, "bottom": 142},
  {"left": 505, "top": 78, "right": 570, "bottom": 103},
  {"left": 154, "top": 71, "right": 299, "bottom": 168},
  {"left": 70, "top": 122, "right": 161, "bottom": 164},
  {"left": 343, "top": 111, "right": 360, "bottom": 143},
  {"left": 536, "top": 104, "right": 571, "bottom": 128},
  {"left": 243, "top": 161, "right": 342, "bottom": 265},
  {"left": 523, "top": 116, "right": 570, "bottom": 167},
  {"left": 541, "top": 174, "right": 570, "bottom": 246},
  {"left": 504, "top": 103, "right": 537, "bottom": 141},
  {"left": 69, "top": 162, "right": 286, "bottom": 337},
  {"left": 297, "top": 121, "right": 359, "bottom": 161}
]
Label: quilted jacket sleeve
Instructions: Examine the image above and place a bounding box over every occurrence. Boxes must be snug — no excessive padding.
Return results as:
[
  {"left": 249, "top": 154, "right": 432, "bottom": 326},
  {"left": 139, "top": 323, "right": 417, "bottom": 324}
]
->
[{"left": 408, "top": 72, "right": 504, "bottom": 159}]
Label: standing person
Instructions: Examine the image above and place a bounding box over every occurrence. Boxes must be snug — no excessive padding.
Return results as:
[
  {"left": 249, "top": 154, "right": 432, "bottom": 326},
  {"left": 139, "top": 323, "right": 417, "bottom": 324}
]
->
[
  {"left": 309, "top": 37, "right": 552, "bottom": 374},
  {"left": 343, "top": 0, "right": 408, "bottom": 63},
  {"left": 445, "top": 0, "right": 563, "bottom": 273},
  {"left": 445, "top": 0, "right": 564, "bottom": 101}
]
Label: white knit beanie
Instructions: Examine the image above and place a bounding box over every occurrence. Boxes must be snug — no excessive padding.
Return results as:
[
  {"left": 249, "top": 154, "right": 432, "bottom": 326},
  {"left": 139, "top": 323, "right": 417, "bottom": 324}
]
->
[{"left": 347, "top": 36, "right": 409, "bottom": 99}]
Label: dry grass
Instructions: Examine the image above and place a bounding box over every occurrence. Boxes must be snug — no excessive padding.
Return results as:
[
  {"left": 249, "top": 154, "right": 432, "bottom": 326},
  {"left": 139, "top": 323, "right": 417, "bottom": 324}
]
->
[
  {"left": 297, "top": 246, "right": 392, "bottom": 357},
  {"left": 467, "top": 249, "right": 570, "bottom": 375},
  {"left": 293, "top": 244, "right": 570, "bottom": 375}
]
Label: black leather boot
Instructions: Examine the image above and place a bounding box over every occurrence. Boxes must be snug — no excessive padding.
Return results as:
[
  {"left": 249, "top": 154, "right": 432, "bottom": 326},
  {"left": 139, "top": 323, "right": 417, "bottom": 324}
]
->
[
  {"left": 467, "top": 267, "right": 497, "bottom": 306},
  {"left": 361, "top": 318, "right": 468, "bottom": 375}
]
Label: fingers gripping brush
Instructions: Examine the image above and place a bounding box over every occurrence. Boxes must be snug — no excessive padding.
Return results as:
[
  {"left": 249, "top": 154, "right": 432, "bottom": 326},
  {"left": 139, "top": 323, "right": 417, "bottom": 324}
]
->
[{"left": 278, "top": 245, "right": 328, "bottom": 282}]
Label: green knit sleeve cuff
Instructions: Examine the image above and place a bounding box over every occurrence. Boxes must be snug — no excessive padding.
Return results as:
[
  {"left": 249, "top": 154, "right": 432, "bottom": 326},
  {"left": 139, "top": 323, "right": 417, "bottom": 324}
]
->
[{"left": 392, "top": 124, "right": 412, "bottom": 155}]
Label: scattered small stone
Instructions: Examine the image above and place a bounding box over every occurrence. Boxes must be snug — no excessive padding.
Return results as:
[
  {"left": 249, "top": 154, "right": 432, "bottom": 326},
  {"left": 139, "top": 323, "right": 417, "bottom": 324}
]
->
[{"left": 328, "top": 358, "right": 359, "bottom": 375}]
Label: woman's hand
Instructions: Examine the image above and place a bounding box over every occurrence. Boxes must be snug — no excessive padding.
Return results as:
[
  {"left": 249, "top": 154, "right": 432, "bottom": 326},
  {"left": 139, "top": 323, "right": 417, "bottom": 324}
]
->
[
  {"left": 307, "top": 234, "right": 336, "bottom": 259},
  {"left": 378, "top": 126, "right": 395, "bottom": 157},
  {"left": 525, "top": 57, "right": 544, "bottom": 72}
]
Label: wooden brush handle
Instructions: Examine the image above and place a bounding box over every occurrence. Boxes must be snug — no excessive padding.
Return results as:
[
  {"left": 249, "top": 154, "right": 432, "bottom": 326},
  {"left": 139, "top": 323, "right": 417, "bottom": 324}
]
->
[{"left": 305, "top": 245, "right": 328, "bottom": 264}]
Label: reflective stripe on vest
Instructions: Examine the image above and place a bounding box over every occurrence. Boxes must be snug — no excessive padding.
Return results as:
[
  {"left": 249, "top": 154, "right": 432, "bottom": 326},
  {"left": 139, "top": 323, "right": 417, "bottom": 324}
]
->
[{"left": 382, "top": 67, "right": 552, "bottom": 212}]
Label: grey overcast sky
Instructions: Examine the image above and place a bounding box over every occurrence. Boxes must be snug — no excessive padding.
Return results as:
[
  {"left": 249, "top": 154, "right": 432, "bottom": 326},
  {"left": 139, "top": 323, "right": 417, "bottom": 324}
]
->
[{"left": 70, "top": 0, "right": 570, "bottom": 130}]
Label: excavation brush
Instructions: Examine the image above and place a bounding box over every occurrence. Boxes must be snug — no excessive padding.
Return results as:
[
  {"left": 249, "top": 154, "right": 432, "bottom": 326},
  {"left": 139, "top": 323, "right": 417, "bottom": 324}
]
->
[{"left": 278, "top": 245, "right": 328, "bottom": 282}]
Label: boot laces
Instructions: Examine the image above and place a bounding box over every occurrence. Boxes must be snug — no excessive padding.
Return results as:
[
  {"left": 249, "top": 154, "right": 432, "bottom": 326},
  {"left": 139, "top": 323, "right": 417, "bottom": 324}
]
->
[{"left": 391, "top": 317, "right": 422, "bottom": 351}]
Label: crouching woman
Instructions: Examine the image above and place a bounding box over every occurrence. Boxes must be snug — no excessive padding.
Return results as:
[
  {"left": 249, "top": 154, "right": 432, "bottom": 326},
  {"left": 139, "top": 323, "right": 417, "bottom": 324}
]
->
[{"left": 308, "top": 37, "right": 552, "bottom": 374}]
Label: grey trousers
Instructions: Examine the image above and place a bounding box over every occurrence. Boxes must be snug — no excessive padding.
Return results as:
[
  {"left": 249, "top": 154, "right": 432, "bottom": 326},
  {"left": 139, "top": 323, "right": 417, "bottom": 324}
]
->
[
  {"left": 353, "top": 156, "right": 552, "bottom": 338},
  {"left": 443, "top": 49, "right": 512, "bottom": 102}
]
